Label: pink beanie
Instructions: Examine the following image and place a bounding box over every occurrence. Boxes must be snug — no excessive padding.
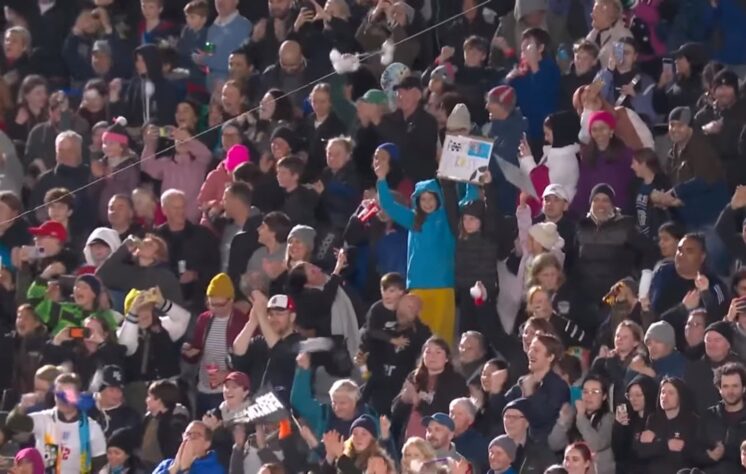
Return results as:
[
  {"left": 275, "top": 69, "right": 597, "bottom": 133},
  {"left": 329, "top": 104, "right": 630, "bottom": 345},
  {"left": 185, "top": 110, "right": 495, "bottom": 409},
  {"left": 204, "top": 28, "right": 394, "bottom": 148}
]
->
[
  {"left": 15, "top": 448, "right": 44, "bottom": 474},
  {"left": 587, "top": 110, "right": 617, "bottom": 132},
  {"left": 224, "top": 144, "right": 250, "bottom": 172}
]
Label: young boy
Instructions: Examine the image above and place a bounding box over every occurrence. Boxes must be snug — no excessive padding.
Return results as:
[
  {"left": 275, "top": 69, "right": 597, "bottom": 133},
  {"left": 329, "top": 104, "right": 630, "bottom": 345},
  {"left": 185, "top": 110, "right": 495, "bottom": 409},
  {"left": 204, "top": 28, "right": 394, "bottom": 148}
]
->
[
  {"left": 452, "top": 35, "right": 505, "bottom": 127},
  {"left": 277, "top": 156, "right": 319, "bottom": 228},
  {"left": 177, "top": 0, "right": 208, "bottom": 94},
  {"left": 362, "top": 272, "right": 406, "bottom": 339},
  {"left": 138, "top": 0, "right": 179, "bottom": 46},
  {"left": 140, "top": 380, "right": 189, "bottom": 471}
]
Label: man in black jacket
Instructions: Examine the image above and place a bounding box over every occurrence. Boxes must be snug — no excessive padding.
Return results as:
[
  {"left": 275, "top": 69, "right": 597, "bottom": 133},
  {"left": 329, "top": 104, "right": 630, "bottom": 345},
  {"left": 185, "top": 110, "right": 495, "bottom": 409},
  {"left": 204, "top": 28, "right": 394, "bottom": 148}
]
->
[
  {"left": 222, "top": 182, "right": 263, "bottom": 302},
  {"left": 156, "top": 189, "right": 220, "bottom": 313},
  {"left": 378, "top": 76, "right": 439, "bottom": 185},
  {"left": 88, "top": 365, "right": 140, "bottom": 439},
  {"left": 703, "top": 362, "right": 746, "bottom": 472}
]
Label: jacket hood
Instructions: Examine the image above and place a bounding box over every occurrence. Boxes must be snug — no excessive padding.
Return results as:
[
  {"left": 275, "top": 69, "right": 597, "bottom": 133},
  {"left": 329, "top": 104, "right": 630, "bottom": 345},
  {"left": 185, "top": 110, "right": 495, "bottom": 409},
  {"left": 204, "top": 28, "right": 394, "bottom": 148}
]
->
[
  {"left": 134, "top": 44, "right": 163, "bottom": 81},
  {"left": 626, "top": 374, "right": 658, "bottom": 416},
  {"left": 515, "top": 0, "right": 548, "bottom": 20},
  {"left": 411, "top": 179, "right": 444, "bottom": 209},
  {"left": 546, "top": 110, "right": 581, "bottom": 148},
  {"left": 656, "top": 376, "right": 696, "bottom": 415},
  {"left": 83, "top": 227, "right": 122, "bottom": 266}
]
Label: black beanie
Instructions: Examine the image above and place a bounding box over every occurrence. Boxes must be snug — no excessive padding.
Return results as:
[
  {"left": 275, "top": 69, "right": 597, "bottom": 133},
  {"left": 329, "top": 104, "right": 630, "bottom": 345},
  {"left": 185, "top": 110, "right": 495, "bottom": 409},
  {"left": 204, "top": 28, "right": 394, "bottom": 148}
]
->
[
  {"left": 107, "top": 428, "right": 137, "bottom": 457},
  {"left": 461, "top": 200, "right": 485, "bottom": 221},
  {"left": 668, "top": 106, "right": 692, "bottom": 126},
  {"left": 704, "top": 320, "right": 734, "bottom": 346},
  {"left": 713, "top": 70, "right": 739, "bottom": 93},
  {"left": 270, "top": 126, "right": 299, "bottom": 152}
]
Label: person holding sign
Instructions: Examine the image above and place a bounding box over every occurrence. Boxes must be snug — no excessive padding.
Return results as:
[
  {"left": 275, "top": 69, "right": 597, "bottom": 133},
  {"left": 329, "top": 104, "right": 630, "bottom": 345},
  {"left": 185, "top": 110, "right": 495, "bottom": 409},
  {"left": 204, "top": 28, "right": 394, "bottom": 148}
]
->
[{"left": 374, "top": 151, "right": 470, "bottom": 345}]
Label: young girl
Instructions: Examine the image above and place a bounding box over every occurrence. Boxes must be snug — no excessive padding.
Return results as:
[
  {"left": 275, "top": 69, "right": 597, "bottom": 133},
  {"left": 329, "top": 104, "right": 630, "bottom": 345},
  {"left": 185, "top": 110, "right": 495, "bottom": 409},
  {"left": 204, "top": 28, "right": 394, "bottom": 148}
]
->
[
  {"left": 91, "top": 117, "right": 140, "bottom": 223},
  {"left": 519, "top": 110, "right": 581, "bottom": 216},
  {"left": 549, "top": 375, "right": 614, "bottom": 474},
  {"left": 498, "top": 194, "right": 565, "bottom": 335},
  {"left": 441, "top": 171, "right": 506, "bottom": 338},
  {"left": 374, "top": 154, "right": 458, "bottom": 343}
]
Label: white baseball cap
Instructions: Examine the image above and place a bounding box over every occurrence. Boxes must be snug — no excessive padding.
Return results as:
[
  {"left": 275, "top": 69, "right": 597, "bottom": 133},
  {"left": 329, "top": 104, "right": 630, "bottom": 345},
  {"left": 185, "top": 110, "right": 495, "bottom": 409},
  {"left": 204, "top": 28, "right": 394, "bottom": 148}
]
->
[{"left": 542, "top": 184, "right": 570, "bottom": 202}]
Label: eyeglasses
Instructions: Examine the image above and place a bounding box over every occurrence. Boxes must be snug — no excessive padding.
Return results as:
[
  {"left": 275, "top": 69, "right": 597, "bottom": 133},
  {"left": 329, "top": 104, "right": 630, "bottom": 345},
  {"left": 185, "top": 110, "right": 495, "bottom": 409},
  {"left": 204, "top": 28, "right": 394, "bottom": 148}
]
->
[{"left": 582, "top": 389, "right": 603, "bottom": 396}]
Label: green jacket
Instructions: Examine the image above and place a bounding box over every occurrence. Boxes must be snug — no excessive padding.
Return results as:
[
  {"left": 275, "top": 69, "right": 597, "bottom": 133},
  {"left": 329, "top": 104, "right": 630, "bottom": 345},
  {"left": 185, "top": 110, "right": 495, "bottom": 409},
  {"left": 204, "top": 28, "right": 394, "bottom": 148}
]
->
[{"left": 27, "top": 281, "right": 118, "bottom": 335}]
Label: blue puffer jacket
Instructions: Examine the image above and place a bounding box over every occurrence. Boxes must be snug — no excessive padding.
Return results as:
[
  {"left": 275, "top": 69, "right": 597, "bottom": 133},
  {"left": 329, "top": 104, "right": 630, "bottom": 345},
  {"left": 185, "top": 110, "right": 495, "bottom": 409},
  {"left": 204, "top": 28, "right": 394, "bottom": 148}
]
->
[{"left": 377, "top": 179, "right": 455, "bottom": 289}]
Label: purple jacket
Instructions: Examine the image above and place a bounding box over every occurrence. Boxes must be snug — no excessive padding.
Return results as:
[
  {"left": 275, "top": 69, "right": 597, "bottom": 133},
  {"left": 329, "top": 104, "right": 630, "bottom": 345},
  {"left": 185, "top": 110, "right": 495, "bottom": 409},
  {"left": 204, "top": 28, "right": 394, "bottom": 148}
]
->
[{"left": 570, "top": 146, "right": 635, "bottom": 217}]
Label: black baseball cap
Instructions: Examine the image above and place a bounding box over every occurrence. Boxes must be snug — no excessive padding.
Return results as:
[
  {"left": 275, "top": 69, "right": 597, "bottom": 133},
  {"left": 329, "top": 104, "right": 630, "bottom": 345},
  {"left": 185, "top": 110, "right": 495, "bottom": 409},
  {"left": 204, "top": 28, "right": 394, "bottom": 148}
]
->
[{"left": 393, "top": 75, "right": 422, "bottom": 91}]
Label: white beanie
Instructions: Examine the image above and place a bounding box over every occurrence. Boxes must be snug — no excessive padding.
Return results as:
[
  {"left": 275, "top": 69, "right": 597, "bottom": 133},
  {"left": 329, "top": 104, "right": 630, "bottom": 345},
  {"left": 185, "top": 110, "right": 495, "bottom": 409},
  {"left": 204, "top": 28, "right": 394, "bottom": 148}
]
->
[
  {"left": 528, "top": 222, "right": 564, "bottom": 251},
  {"left": 446, "top": 103, "right": 471, "bottom": 132}
]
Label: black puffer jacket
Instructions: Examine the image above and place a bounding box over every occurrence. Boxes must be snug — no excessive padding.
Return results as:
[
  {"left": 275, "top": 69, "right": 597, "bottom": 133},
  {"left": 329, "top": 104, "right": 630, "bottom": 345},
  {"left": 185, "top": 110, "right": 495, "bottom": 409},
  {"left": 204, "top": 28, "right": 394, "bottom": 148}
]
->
[{"left": 573, "top": 213, "right": 656, "bottom": 308}]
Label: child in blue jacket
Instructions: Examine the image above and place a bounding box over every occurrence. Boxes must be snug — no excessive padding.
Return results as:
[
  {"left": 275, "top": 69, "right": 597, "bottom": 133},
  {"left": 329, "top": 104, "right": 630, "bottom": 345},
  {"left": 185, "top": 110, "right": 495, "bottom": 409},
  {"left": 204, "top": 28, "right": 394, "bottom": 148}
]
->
[{"left": 374, "top": 155, "right": 468, "bottom": 344}]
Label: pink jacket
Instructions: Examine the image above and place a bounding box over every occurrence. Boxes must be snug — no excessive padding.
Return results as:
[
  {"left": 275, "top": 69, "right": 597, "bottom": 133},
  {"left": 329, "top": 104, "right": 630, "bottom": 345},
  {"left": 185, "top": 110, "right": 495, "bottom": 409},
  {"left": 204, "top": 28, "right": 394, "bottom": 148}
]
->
[
  {"left": 197, "top": 162, "right": 232, "bottom": 211},
  {"left": 141, "top": 140, "right": 212, "bottom": 223}
]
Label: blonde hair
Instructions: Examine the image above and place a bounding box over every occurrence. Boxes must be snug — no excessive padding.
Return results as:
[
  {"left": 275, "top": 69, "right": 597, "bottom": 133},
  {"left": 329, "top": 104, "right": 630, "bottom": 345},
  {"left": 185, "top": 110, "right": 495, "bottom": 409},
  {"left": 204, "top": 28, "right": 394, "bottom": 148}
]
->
[
  {"left": 595, "top": 0, "right": 622, "bottom": 19},
  {"left": 402, "top": 437, "right": 436, "bottom": 471},
  {"left": 527, "top": 252, "right": 565, "bottom": 288},
  {"left": 526, "top": 285, "right": 548, "bottom": 305}
]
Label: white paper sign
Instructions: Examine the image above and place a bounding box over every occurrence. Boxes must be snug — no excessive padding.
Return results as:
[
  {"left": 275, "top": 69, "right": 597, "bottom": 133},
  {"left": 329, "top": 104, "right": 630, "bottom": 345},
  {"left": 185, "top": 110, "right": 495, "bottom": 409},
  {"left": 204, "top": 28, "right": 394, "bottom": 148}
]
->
[
  {"left": 230, "top": 392, "right": 287, "bottom": 423},
  {"left": 494, "top": 154, "right": 538, "bottom": 199},
  {"left": 437, "top": 134, "right": 493, "bottom": 183}
]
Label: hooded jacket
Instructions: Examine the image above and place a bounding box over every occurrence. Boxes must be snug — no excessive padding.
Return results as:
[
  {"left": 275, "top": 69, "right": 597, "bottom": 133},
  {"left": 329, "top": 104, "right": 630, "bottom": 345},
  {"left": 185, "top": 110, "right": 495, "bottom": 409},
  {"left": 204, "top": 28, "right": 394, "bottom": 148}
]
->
[
  {"left": 509, "top": 57, "right": 561, "bottom": 141},
  {"left": 83, "top": 228, "right": 122, "bottom": 269},
  {"left": 118, "top": 44, "right": 179, "bottom": 126},
  {"left": 612, "top": 374, "right": 659, "bottom": 474},
  {"left": 634, "top": 377, "right": 710, "bottom": 472},
  {"left": 376, "top": 179, "right": 455, "bottom": 289}
]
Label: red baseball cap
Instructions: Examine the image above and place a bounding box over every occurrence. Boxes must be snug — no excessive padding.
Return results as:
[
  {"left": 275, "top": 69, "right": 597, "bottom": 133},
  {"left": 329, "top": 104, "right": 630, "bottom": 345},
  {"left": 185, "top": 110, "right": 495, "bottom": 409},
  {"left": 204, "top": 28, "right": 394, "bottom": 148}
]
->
[
  {"left": 29, "top": 221, "right": 68, "bottom": 242},
  {"left": 224, "top": 371, "right": 250, "bottom": 391}
]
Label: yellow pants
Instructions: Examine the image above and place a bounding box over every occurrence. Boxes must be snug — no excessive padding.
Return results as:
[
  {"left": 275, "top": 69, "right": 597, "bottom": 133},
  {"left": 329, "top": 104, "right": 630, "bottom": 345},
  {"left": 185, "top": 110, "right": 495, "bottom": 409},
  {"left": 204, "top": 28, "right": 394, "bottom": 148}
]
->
[{"left": 410, "top": 288, "right": 456, "bottom": 346}]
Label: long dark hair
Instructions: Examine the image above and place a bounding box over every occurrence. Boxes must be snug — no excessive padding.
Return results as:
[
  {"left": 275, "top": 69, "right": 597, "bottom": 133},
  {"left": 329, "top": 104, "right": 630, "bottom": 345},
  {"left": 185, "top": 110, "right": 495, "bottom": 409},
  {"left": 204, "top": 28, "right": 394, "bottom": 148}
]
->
[
  {"left": 580, "top": 373, "right": 610, "bottom": 428},
  {"left": 413, "top": 337, "right": 453, "bottom": 391},
  {"left": 586, "top": 134, "right": 626, "bottom": 167},
  {"left": 266, "top": 88, "right": 295, "bottom": 122},
  {"left": 412, "top": 191, "right": 439, "bottom": 232}
]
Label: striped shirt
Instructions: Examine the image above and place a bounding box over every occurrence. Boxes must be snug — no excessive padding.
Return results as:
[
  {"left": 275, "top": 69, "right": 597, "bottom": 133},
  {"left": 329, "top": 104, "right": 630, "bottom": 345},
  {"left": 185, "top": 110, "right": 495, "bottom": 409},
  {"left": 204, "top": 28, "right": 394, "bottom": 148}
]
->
[{"left": 198, "top": 316, "right": 230, "bottom": 393}]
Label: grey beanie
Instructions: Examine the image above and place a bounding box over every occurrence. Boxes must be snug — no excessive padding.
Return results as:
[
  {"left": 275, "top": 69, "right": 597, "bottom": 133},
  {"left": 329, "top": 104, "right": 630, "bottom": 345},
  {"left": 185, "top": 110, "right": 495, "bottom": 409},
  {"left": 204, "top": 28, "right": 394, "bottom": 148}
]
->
[
  {"left": 645, "top": 320, "right": 676, "bottom": 348},
  {"left": 489, "top": 435, "right": 517, "bottom": 461},
  {"left": 288, "top": 225, "right": 316, "bottom": 251}
]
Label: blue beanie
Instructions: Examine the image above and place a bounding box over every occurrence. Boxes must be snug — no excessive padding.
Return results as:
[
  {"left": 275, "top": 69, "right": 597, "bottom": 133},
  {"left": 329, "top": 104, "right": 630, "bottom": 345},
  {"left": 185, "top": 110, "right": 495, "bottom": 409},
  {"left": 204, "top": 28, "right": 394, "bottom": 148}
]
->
[
  {"left": 349, "top": 414, "right": 378, "bottom": 438},
  {"left": 377, "top": 143, "right": 399, "bottom": 162}
]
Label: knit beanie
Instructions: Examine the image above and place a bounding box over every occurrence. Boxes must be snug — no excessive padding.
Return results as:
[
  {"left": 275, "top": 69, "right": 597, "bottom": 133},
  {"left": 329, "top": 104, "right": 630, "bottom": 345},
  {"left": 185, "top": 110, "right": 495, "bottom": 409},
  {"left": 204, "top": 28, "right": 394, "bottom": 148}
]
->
[
  {"left": 528, "top": 222, "right": 564, "bottom": 251},
  {"left": 270, "top": 126, "right": 299, "bottom": 152},
  {"left": 645, "top": 321, "right": 676, "bottom": 348},
  {"left": 102, "top": 116, "right": 129, "bottom": 146},
  {"left": 287, "top": 225, "right": 316, "bottom": 251},
  {"left": 349, "top": 414, "right": 378, "bottom": 438},
  {"left": 107, "top": 428, "right": 137, "bottom": 457},
  {"left": 461, "top": 200, "right": 485, "bottom": 220},
  {"left": 206, "top": 273, "right": 235, "bottom": 300},
  {"left": 14, "top": 448, "right": 44, "bottom": 474},
  {"left": 376, "top": 143, "right": 400, "bottom": 162},
  {"left": 487, "top": 85, "right": 517, "bottom": 111},
  {"left": 431, "top": 64, "right": 456, "bottom": 85},
  {"left": 668, "top": 106, "right": 692, "bottom": 126},
  {"left": 446, "top": 103, "right": 471, "bottom": 132},
  {"left": 589, "top": 183, "right": 616, "bottom": 204},
  {"left": 502, "top": 397, "right": 530, "bottom": 417},
  {"left": 489, "top": 435, "right": 517, "bottom": 461},
  {"left": 76, "top": 274, "right": 102, "bottom": 299},
  {"left": 704, "top": 320, "right": 734, "bottom": 346},
  {"left": 588, "top": 110, "right": 616, "bottom": 131},
  {"left": 225, "top": 144, "right": 250, "bottom": 172}
]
